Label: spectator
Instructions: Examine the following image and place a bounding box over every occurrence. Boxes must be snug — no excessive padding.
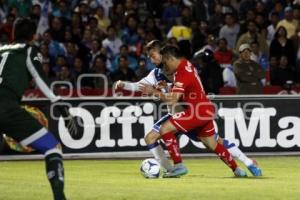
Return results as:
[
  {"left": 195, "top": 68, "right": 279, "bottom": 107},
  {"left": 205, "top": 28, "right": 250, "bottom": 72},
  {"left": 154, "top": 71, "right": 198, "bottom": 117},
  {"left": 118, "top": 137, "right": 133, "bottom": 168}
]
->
[
  {"left": 111, "top": 55, "right": 137, "bottom": 82},
  {"left": 49, "top": 16, "right": 65, "bottom": 42},
  {"left": 271, "top": 56, "right": 294, "bottom": 86},
  {"left": 70, "top": 11, "right": 82, "bottom": 31},
  {"left": 270, "top": 26, "right": 295, "bottom": 66},
  {"left": 124, "top": 0, "right": 138, "bottom": 15},
  {"left": 32, "top": 0, "right": 53, "bottom": 13},
  {"left": 29, "top": 4, "right": 41, "bottom": 25},
  {"left": 255, "top": 12, "right": 268, "bottom": 31},
  {"left": 250, "top": 40, "right": 269, "bottom": 70},
  {"left": 272, "top": 1, "right": 285, "bottom": 20},
  {"left": 92, "top": 0, "right": 113, "bottom": 18},
  {"left": 255, "top": 1, "right": 268, "bottom": 18},
  {"left": 234, "top": 44, "right": 265, "bottom": 94},
  {"left": 223, "top": 64, "right": 237, "bottom": 87},
  {"left": 135, "top": 25, "right": 147, "bottom": 56},
  {"left": 0, "top": 0, "right": 7, "bottom": 23},
  {"left": 180, "top": 6, "right": 192, "bottom": 27},
  {"left": 166, "top": 21, "right": 192, "bottom": 58},
  {"left": 239, "top": 0, "right": 256, "bottom": 21},
  {"left": 190, "top": 20, "right": 206, "bottom": 54},
  {"left": 88, "top": 39, "right": 101, "bottom": 69},
  {"left": 109, "top": 3, "right": 124, "bottom": 24},
  {"left": 220, "top": 0, "right": 238, "bottom": 17},
  {"left": 235, "top": 20, "right": 269, "bottom": 56},
  {"left": 52, "top": 0, "right": 72, "bottom": 21},
  {"left": 55, "top": 65, "right": 75, "bottom": 86},
  {"left": 102, "top": 25, "right": 123, "bottom": 61},
  {"left": 135, "top": 58, "right": 149, "bottom": 80},
  {"left": 208, "top": 3, "right": 224, "bottom": 36},
  {"left": 42, "top": 30, "right": 66, "bottom": 59},
  {"left": 42, "top": 61, "right": 55, "bottom": 83},
  {"left": 145, "top": 17, "right": 162, "bottom": 40},
  {"left": 0, "top": 13, "right": 15, "bottom": 43},
  {"left": 162, "top": 0, "right": 181, "bottom": 30},
  {"left": 63, "top": 28, "right": 74, "bottom": 43},
  {"left": 78, "top": 0, "right": 90, "bottom": 25},
  {"left": 72, "top": 56, "right": 87, "bottom": 80},
  {"left": 195, "top": 49, "right": 224, "bottom": 94},
  {"left": 39, "top": 42, "right": 53, "bottom": 65},
  {"left": 88, "top": 16, "right": 105, "bottom": 40},
  {"left": 276, "top": 6, "right": 298, "bottom": 38},
  {"left": 94, "top": 5, "right": 111, "bottom": 33},
  {"left": 238, "top": 9, "right": 256, "bottom": 36},
  {"left": 112, "top": 44, "right": 138, "bottom": 72},
  {"left": 81, "top": 28, "right": 93, "bottom": 49},
  {"left": 219, "top": 12, "right": 240, "bottom": 50},
  {"left": 191, "top": 0, "right": 215, "bottom": 22},
  {"left": 267, "top": 12, "right": 280, "bottom": 45},
  {"left": 121, "top": 14, "right": 139, "bottom": 51},
  {"left": 8, "top": 0, "right": 32, "bottom": 17},
  {"left": 64, "top": 42, "right": 78, "bottom": 67},
  {"left": 52, "top": 55, "right": 67, "bottom": 74},
  {"left": 90, "top": 55, "right": 112, "bottom": 88},
  {"left": 201, "top": 34, "right": 218, "bottom": 52},
  {"left": 214, "top": 38, "right": 233, "bottom": 68}
]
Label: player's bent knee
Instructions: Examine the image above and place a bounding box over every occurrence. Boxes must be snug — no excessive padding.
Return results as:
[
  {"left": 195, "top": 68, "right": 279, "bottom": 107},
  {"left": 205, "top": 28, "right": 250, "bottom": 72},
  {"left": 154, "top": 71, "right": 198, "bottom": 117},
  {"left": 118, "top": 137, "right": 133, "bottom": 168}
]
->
[
  {"left": 144, "top": 131, "right": 160, "bottom": 145},
  {"left": 45, "top": 144, "right": 63, "bottom": 157},
  {"left": 217, "top": 137, "right": 224, "bottom": 145}
]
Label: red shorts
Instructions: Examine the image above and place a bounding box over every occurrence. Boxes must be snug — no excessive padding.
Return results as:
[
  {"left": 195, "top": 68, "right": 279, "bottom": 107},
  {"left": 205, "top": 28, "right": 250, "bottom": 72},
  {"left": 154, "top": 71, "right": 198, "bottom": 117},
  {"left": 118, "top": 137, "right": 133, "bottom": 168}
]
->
[{"left": 169, "top": 107, "right": 215, "bottom": 138}]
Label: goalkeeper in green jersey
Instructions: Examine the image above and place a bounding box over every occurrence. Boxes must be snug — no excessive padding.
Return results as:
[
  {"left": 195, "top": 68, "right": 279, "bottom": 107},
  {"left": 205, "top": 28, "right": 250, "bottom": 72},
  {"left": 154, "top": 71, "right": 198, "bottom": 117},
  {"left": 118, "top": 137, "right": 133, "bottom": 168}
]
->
[{"left": 0, "top": 18, "right": 78, "bottom": 200}]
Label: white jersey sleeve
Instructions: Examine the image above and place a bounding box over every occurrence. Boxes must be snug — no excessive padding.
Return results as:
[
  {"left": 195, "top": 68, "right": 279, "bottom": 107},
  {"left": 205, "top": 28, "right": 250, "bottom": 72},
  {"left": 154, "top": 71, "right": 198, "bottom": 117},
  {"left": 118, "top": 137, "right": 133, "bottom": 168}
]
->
[
  {"left": 26, "top": 46, "right": 61, "bottom": 103},
  {"left": 123, "top": 69, "right": 158, "bottom": 92}
]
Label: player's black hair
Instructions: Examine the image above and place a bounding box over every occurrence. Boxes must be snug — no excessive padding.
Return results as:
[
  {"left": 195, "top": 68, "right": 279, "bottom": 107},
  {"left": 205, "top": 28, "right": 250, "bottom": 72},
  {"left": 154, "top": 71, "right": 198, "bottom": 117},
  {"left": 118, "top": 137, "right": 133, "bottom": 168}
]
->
[
  {"left": 13, "top": 18, "right": 37, "bottom": 42},
  {"left": 160, "top": 45, "right": 182, "bottom": 59},
  {"left": 146, "top": 40, "right": 162, "bottom": 53}
]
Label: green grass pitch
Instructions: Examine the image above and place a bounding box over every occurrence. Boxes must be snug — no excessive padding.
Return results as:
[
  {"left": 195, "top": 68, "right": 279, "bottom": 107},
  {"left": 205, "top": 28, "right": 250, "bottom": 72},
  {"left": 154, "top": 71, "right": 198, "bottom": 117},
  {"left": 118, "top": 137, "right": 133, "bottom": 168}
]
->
[{"left": 0, "top": 156, "right": 300, "bottom": 200}]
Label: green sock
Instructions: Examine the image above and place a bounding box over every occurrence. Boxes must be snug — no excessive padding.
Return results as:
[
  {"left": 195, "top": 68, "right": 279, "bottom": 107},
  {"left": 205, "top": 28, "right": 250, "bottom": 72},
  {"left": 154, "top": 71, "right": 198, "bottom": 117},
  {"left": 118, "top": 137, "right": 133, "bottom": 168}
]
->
[{"left": 45, "top": 153, "right": 66, "bottom": 200}]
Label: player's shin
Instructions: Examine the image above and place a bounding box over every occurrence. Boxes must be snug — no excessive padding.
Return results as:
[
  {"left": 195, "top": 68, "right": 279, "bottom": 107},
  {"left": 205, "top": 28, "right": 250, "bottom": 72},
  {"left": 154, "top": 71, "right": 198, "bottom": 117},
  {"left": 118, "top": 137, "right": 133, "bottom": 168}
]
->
[
  {"left": 223, "top": 139, "right": 253, "bottom": 167},
  {"left": 147, "top": 142, "right": 173, "bottom": 171},
  {"left": 27, "top": 130, "right": 67, "bottom": 200},
  {"left": 45, "top": 149, "right": 66, "bottom": 200},
  {"left": 214, "top": 142, "right": 238, "bottom": 171},
  {"left": 161, "top": 132, "right": 182, "bottom": 164}
]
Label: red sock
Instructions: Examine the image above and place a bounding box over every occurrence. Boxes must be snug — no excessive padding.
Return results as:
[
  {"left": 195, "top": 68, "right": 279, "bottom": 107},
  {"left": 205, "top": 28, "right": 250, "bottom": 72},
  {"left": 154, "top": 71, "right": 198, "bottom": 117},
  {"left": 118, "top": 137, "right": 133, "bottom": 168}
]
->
[
  {"left": 161, "top": 131, "right": 182, "bottom": 164},
  {"left": 214, "top": 143, "right": 237, "bottom": 171}
]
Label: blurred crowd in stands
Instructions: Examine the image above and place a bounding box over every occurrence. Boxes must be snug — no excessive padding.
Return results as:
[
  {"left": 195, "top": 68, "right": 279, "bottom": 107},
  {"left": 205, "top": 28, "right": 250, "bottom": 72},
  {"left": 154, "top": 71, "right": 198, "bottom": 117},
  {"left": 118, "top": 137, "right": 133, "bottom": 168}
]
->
[{"left": 2, "top": 0, "right": 300, "bottom": 94}]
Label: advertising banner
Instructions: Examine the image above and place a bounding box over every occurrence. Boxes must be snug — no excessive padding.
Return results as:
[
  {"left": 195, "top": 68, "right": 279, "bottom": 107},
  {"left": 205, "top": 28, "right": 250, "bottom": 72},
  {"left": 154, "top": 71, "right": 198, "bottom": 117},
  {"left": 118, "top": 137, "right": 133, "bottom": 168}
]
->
[{"left": 1, "top": 96, "right": 300, "bottom": 158}]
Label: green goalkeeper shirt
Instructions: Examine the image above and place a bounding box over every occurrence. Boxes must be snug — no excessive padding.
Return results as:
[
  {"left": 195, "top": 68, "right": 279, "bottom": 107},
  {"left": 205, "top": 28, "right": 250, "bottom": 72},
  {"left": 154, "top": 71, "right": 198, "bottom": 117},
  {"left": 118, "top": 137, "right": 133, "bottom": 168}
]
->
[{"left": 0, "top": 43, "right": 60, "bottom": 102}]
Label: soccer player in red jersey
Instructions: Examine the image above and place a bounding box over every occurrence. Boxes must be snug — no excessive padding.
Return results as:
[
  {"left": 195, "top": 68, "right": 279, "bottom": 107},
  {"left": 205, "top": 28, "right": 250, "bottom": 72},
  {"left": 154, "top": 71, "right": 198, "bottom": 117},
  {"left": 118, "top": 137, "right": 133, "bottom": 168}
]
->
[{"left": 141, "top": 45, "right": 248, "bottom": 177}]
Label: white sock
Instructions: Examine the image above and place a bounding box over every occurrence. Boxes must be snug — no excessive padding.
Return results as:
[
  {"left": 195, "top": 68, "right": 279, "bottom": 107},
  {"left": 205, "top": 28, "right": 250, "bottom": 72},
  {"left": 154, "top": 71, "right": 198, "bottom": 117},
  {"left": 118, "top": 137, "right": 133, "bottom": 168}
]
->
[
  {"left": 223, "top": 139, "right": 253, "bottom": 167},
  {"left": 149, "top": 143, "right": 173, "bottom": 171},
  {"left": 227, "top": 145, "right": 253, "bottom": 167}
]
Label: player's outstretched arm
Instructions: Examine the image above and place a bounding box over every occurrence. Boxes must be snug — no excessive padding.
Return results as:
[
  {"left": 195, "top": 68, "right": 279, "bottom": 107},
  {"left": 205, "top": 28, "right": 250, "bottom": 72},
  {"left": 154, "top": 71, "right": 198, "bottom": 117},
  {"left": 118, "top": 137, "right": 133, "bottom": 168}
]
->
[
  {"left": 26, "top": 46, "right": 79, "bottom": 135},
  {"left": 115, "top": 80, "right": 141, "bottom": 91},
  {"left": 114, "top": 69, "right": 157, "bottom": 92},
  {"left": 140, "top": 83, "right": 182, "bottom": 105}
]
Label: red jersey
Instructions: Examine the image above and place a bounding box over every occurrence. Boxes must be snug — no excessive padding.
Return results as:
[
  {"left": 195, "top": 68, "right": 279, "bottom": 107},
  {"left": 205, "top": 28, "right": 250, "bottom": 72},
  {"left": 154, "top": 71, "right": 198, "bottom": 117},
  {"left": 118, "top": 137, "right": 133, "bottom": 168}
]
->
[{"left": 171, "top": 59, "right": 213, "bottom": 112}]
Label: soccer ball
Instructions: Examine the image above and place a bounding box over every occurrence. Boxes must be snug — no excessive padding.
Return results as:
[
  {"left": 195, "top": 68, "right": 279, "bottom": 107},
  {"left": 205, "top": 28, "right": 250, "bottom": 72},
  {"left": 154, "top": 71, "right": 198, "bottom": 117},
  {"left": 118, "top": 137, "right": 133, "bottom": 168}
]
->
[{"left": 140, "top": 158, "right": 161, "bottom": 178}]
